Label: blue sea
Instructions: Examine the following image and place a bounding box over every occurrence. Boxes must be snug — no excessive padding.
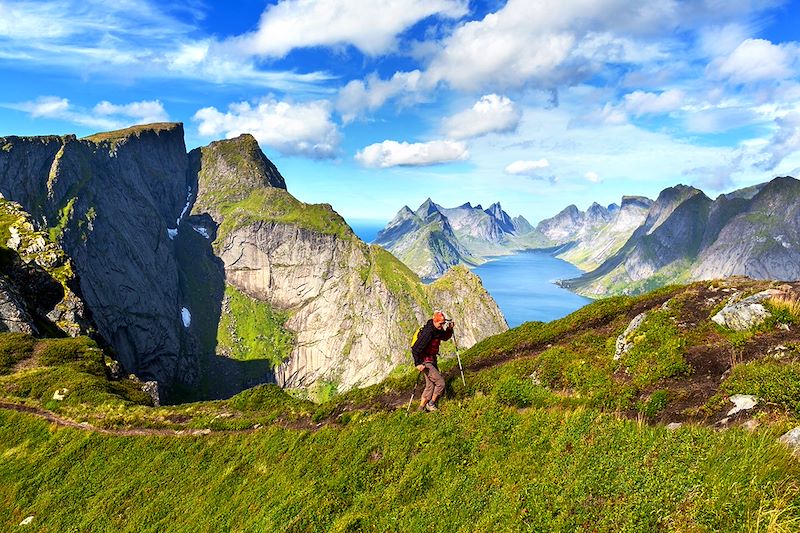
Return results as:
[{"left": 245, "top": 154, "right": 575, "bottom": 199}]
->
[
  {"left": 349, "top": 220, "right": 386, "bottom": 244},
  {"left": 350, "top": 220, "right": 591, "bottom": 328}
]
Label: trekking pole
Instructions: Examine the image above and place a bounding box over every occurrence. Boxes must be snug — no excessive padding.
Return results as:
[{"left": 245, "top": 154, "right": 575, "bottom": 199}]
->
[
  {"left": 406, "top": 371, "right": 422, "bottom": 415},
  {"left": 453, "top": 333, "right": 466, "bottom": 387}
]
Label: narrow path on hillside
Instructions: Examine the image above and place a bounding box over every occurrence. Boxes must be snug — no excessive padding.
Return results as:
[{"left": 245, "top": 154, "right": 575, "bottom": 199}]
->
[{"left": 0, "top": 293, "right": 674, "bottom": 435}]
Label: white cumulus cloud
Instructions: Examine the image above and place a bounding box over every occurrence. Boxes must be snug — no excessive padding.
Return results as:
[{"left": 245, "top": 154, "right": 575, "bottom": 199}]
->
[
  {"left": 710, "top": 38, "right": 798, "bottom": 84},
  {"left": 757, "top": 112, "right": 800, "bottom": 171},
  {"left": 584, "top": 171, "right": 602, "bottom": 183},
  {"left": 623, "top": 89, "right": 686, "bottom": 116},
  {"left": 355, "top": 140, "right": 468, "bottom": 168},
  {"left": 504, "top": 159, "right": 550, "bottom": 176},
  {"left": 442, "top": 94, "right": 521, "bottom": 139},
  {"left": 225, "top": 0, "right": 467, "bottom": 58},
  {"left": 193, "top": 98, "right": 340, "bottom": 159}
]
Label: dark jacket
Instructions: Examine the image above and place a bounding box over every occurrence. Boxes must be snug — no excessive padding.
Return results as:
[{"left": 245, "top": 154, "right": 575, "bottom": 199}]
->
[{"left": 411, "top": 319, "right": 453, "bottom": 366}]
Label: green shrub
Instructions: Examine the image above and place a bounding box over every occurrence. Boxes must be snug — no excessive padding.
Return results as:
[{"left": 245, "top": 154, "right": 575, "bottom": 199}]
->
[
  {"left": 637, "top": 390, "right": 669, "bottom": 418},
  {"left": 493, "top": 375, "right": 555, "bottom": 408},
  {"left": 0, "top": 332, "right": 35, "bottom": 373},
  {"left": 227, "top": 384, "right": 313, "bottom": 416},
  {"left": 621, "top": 311, "right": 691, "bottom": 387},
  {"left": 37, "top": 336, "right": 105, "bottom": 376}
]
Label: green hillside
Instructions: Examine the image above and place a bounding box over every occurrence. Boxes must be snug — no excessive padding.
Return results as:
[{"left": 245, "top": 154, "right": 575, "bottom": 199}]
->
[{"left": 2, "top": 279, "right": 800, "bottom": 531}]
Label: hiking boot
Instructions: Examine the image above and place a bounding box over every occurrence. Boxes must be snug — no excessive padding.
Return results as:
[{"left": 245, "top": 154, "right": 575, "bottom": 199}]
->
[{"left": 425, "top": 402, "right": 438, "bottom": 412}]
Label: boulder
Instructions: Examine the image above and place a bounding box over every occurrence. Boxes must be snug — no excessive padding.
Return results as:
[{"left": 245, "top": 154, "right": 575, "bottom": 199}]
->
[
  {"left": 779, "top": 427, "right": 800, "bottom": 455},
  {"left": 711, "top": 290, "right": 783, "bottom": 331},
  {"left": 727, "top": 394, "right": 758, "bottom": 416}
]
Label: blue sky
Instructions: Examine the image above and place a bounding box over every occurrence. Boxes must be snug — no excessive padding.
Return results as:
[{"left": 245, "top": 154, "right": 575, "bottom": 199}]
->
[{"left": 2, "top": 0, "right": 800, "bottom": 226}]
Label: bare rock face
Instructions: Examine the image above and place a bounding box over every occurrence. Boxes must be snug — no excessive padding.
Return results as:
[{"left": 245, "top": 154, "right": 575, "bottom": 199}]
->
[
  {"left": 217, "top": 219, "right": 507, "bottom": 392},
  {"left": 0, "top": 124, "right": 191, "bottom": 387},
  {"left": 0, "top": 276, "right": 37, "bottom": 334}
]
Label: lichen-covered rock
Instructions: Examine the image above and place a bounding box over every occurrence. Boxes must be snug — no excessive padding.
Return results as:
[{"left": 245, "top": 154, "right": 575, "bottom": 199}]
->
[
  {"left": 711, "top": 289, "right": 782, "bottom": 331},
  {"left": 726, "top": 394, "right": 758, "bottom": 416},
  {"left": 141, "top": 381, "right": 160, "bottom": 407},
  {"left": 614, "top": 312, "right": 647, "bottom": 360}
]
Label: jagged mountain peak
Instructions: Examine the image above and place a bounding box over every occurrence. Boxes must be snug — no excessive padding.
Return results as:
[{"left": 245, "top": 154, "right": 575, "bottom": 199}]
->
[{"left": 416, "top": 198, "right": 442, "bottom": 219}]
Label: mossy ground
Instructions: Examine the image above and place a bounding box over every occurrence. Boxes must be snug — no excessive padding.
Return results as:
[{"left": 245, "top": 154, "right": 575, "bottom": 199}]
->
[{"left": 2, "top": 279, "right": 800, "bottom": 531}]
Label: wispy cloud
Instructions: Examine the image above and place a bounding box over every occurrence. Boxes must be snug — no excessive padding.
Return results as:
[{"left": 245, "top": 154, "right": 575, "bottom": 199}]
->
[
  {"left": 2, "top": 96, "right": 168, "bottom": 130},
  {"left": 0, "top": 0, "right": 333, "bottom": 92},
  {"left": 355, "top": 140, "right": 468, "bottom": 168},
  {"left": 504, "top": 159, "right": 550, "bottom": 176},
  {"left": 193, "top": 98, "right": 340, "bottom": 159}
]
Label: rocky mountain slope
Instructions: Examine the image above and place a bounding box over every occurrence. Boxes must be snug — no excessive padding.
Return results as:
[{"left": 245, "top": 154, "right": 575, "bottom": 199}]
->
[
  {"left": 551, "top": 197, "right": 652, "bottom": 271},
  {"left": 563, "top": 178, "right": 800, "bottom": 296},
  {"left": 0, "top": 124, "right": 507, "bottom": 400}
]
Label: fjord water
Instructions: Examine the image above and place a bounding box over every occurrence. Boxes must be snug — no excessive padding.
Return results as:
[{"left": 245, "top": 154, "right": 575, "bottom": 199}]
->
[
  {"left": 472, "top": 251, "right": 593, "bottom": 327},
  {"left": 351, "top": 217, "right": 592, "bottom": 328}
]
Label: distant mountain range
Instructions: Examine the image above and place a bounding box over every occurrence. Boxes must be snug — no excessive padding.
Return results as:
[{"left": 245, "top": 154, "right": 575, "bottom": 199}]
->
[
  {"left": 375, "top": 176, "right": 800, "bottom": 296},
  {"left": 374, "top": 199, "right": 548, "bottom": 280}
]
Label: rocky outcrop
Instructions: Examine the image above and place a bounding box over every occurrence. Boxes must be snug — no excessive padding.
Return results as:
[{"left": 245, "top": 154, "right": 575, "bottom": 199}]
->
[
  {"left": 711, "top": 289, "right": 781, "bottom": 330},
  {"left": 0, "top": 198, "right": 88, "bottom": 336}
]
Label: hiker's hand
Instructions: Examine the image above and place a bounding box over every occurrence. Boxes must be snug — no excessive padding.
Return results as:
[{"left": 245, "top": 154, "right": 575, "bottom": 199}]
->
[
  {"left": 447, "top": 321, "right": 454, "bottom": 330},
  {"left": 416, "top": 364, "right": 425, "bottom": 372}
]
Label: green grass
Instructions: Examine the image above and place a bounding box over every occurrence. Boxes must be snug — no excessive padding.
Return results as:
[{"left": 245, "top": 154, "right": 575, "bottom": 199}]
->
[
  {"left": 217, "top": 284, "right": 294, "bottom": 366},
  {"left": 215, "top": 188, "right": 354, "bottom": 247},
  {"left": 1, "top": 398, "right": 799, "bottom": 532},
  {"left": 0, "top": 333, "right": 36, "bottom": 374},
  {"left": 716, "top": 361, "right": 800, "bottom": 414}
]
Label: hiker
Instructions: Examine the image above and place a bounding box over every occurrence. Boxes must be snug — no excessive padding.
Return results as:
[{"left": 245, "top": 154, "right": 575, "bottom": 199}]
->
[{"left": 411, "top": 310, "right": 454, "bottom": 412}]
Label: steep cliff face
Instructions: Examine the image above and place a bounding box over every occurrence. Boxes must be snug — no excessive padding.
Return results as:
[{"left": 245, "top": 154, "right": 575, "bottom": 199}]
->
[
  {"left": 691, "top": 177, "right": 800, "bottom": 280},
  {"left": 187, "top": 137, "right": 507, "bottom": 395},
  {"left": 0, "top": 124, "right": 192, "bottom": 388}
]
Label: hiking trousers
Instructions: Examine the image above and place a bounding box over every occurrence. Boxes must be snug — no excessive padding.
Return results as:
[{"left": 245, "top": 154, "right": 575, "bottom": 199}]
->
[{"left": 421, "top": 362, "right": 445, "bottom": 401}]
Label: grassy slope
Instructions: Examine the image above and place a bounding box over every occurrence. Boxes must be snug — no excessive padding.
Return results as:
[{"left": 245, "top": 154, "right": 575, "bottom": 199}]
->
[
  {"left": 3, "top": 282, "right": 800, "bottom": 530},
  {"left": 2, "top": 402, "right": 799, "bottom": 532}
]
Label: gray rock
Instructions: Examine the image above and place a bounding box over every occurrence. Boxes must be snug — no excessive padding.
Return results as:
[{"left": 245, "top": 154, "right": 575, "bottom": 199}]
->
[
  {"left": 0, "top": 276, "right": 37, "bottom": 334},
  {"left": 666, "top": 422, "right": 682, "bottom": 430},
  {"left": 727, "top": 394, "right": 758, "bottom": 416},
  {"left": 141, "top": 381, "right": 160, "bottom": 407},
  {"left": 779, "top": 427, "right": 800, "bottom": 455},
  {"left": 614, "top": 312, "right": 648, "bottom": 360},
  {"left": 712, "top": 290, "right": 781, "bottom": 331},
  {"left": 19, "top": 516, "right": 34, "bottom": 526}
]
